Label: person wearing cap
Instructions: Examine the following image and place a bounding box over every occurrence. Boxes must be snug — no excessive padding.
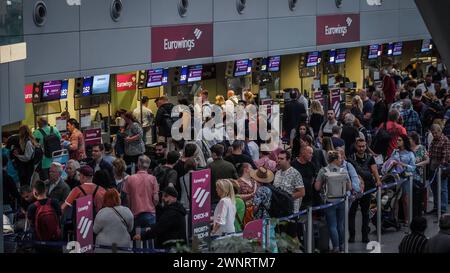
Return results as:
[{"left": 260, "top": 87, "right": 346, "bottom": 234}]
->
[
  {"left": 133, "top": 96, "right": 154, "bottom": 145},
  {"left": 61, "top": 165, "right": 106, "bottom": 213},
  {"left": 133, "top": 186, "right": 186, "bottom": 249},
  {"left": 425, "top": 213, "right": 450, "bottom": 253},
  {"left": 251, "top": 167, "right": 275, "bottom": 219}
]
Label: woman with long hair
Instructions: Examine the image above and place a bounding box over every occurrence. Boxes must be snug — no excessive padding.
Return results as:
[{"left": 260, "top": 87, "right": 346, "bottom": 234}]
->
[
  {"left": 386, "top": 134, "right": 416, "bottom": 225},
  {"left": 409, "top": 132, "right": 429, "bottom": 217},
  {"left": 351, "top": 95, "right": 364, "bottom": 122},
  {"left": 291, "top": 123, "right": 314, "bottom": 158},
  {"left": 215, "top": 95, "right": 226, "bottom": 109},
  {"left": 309, "top": 100, "right": 325, "bottom": 138},
  {"left": 13, "top": 125, "right": 38, "bottom": 186},
  {"left": 121, "top": 111, "right": 145, "bottom": 166},
  {"left": 67, "top": 118, "right": 86, "bottom": 161},
  {"left": 321, "top": 136, "right": 335, "bottom": 163},
  {"left": 212, "top": 179, "right": 237, "bottom": 237}
]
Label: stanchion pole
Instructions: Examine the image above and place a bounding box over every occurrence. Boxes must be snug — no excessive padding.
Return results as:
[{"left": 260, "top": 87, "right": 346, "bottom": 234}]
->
[
  {"left": 377, "top": 186, "right": 382, "bottom": 245},
  {"left": 344, "top": 197, "right": 349, "bottom": 253},
  {"left": 307, "top": 207, "right": 313, "bottom": 253},
  {"left": 409, "top": 175, "right": 413, "bottom": 224},
  {"left": 438, "top": 167, "right": 442, "bottom": 221}
]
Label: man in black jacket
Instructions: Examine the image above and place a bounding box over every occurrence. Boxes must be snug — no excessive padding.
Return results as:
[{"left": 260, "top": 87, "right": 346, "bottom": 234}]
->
[
  {"left": 155, "top": 96, "right": 176, "bottom": 143},
  {"left": 88, "top": 144, "right": 114, "bottom": 182},
  {"left": 371, "top": 91, "right": 388, "bottom": 129},
  {"left": 283, "top": 89, "right": 307, "bottom": 138},
  {"left": 133, "top": 186, "right": 187, "bottom": 249}
]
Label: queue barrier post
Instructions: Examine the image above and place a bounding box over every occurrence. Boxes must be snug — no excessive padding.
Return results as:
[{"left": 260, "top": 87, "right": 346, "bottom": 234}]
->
[
  {"left": 377, "top": 186, "right": 382, "bottom": 245},
  {"left": 438, "top": 167, "right": 442, "bottom": 221},
  {"left": 344, "top": 196, "right": 349, "bottom": 254},
  {"left": 409, "top": 175, "right": 414, "bottom": 225},
  {"left": 307, "top": 207, "right": 313, "bottom": 253}
]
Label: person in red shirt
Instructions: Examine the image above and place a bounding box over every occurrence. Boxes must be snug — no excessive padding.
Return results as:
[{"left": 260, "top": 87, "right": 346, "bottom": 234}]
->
[
  {"left": 61, "top": 165, "right": 106, "bottom": 214},
  {"left": 381, "top": 69, "right": 397, "bottom": 107},
  {"left": 381, "top": 109, "right": 407, "bottom": 158}
]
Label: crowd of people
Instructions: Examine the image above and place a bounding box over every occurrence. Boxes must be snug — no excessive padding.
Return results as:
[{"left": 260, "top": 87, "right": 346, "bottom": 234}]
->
[{"left": 2, "top": 65, "right": 450, "bottom": 253}]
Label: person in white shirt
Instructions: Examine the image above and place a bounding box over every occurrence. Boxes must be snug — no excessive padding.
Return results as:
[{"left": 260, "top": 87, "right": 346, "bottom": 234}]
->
[
  {"left": 417, "top": 74, "right": 436, "bottom": 96},
  {"left": 133, "top": 96, "right": 153, "bottom": 144},
  {"left": 295, "top": 88, "right": 309, "bottom": 117},
  {"left": 246, "top": 139, "right": 260, "bottom": 161},
  {"left": 212, "top": 179, "right": 237, "bottom": 236}
]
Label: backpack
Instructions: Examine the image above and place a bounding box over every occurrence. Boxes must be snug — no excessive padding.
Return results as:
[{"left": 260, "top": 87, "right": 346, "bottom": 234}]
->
[
  {"left": 32, "top": 144, "right": 44, "bottom": 166},
  {"left": 39, "top": 127, "right": 61, "bottom": 158},
  {"left": 153, "top": 165, "right": 176, "bottom": 190},
  {"left": 370, "top": 122, "right": 392, "bottom": 157},
  {"left": 321, "top": 167, "right": 348, "bottom": 203},
  {"left": 266, "top": 184, "right": 294, "bottom": 218},
  {"left": 78, "top": 185, "right": 100, "bottom": 216},
  {"left": 162, "top": 105, "right": 177, "bottom": 135},
  {"left": 34, "top": 199, "right": 62, "bottom": 241}
]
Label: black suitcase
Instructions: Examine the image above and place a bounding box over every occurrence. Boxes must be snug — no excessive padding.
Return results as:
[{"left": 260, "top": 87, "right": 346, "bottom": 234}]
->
[{"left": 313, "top": 219, "right": 330, "bottom": 253}]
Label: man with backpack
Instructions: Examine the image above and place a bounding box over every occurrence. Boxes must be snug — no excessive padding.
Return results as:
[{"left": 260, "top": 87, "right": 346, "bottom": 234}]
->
[
  {"left": 153, "top": 151, "right": 179, "bottom": 194},
  {"left": 348, "top": 138, "right": 382, "bottom": 243},
  {"left": 27, "top": 180, "right": 62, "bottom": 253},
  {"left": 273, "top": 150, "right": 305, "bottom": 238},
  {"left": 372, "top": 109, "right": 407, "bottom": 158},
  {"left": 62, "top": 165, "right": 106, "bottom": 214},
  {"left": 32, "top": 117, "right": 62, "bottom": 181}
]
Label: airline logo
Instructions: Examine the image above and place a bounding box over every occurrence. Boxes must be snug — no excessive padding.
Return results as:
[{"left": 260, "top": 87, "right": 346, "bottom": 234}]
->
[
  {"left": 317, "top": 14, "right": 360, "bottom": 45},
  {"left": 193, "top": 186, "right": 209, "bottom": 209},
  {"left": 78, "top": 215, "right": 92, "bottom": 239},
  {"left": 117, "top": 73, "right": 137, "bottom": 92},
  {"left": 152, "top": 23, "right": 213, "bottom": 63}
]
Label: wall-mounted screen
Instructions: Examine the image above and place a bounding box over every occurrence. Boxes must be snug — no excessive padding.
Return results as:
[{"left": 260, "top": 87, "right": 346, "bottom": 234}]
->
[
  {"left": 306, "top": 51, "right": 320, "bottom": 67},
  {"left": 335, "top": 49, "right": 347, "bottom": 64},
  {"left": 180, "top": 66, "right": 188, "bottom": 85},
  {"left": 41, "top": 80, "right": 62, "bottom": 102},
  {"left": 60, "top": 80, "right": 69, "bottom": 99},
  {"left": 147, "top": 69, "right": 165, "bottom": 88},
  {"left": 82, "top": 77, "right": 93, "bottom": 97},
  {"left": 393, "top": 42, "right": 403, "bottom": 56},
  {"left": 329, "top": 50, "right": 336, "bottom": 64},
  {"left": 268, "top": 56, "right": 281, "bottom": 72},
  {"left": 234, "top": 59, "right": 252, "bottom": 77},
  {"left": 92, "top": 74, "right": 110, "bottom": 94},
  {"left": 421, "top": 39, "right": 432, "bottom": 53},
  {"left": 188, "top": 65, "right": 203, "bottom": 82},
  {"left": 368, "top": 44, "right": 380, "bottom": 59}
]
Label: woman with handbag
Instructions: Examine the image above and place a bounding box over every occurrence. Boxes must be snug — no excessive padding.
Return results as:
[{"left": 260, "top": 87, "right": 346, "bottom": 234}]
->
[
  {"left": 93, "top": 188, "right": 134, "bottom": 253},
  {"left": 13, "top": 125, "right": 38, "bottom": 187}
]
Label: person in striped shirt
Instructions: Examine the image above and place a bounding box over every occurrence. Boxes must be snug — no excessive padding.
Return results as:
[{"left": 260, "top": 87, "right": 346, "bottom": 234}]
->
[{"left": 399, "top": 216, "right": 428, "bottom": 253}]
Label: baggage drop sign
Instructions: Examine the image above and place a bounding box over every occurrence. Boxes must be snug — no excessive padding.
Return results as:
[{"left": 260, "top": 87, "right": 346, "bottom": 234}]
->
[
  {"left": 75, "top": 195, "right": 94, "bottom": 253},
  {"left": 191, "top": 169, "right": 211, "bottom": 243}
]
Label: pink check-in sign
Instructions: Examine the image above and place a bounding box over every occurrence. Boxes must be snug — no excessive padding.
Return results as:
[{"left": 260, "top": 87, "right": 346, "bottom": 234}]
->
[
  {"left": 151, "top": 23, "right": 213, "bottom": 63},
  {"left": 76, "top": 195, "right": 94, "bottom": 253}
]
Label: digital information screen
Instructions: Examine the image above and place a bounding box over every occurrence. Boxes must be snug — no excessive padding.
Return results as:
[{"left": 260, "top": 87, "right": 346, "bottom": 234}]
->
[
  {"left": 335, "top": 49, "right": 347, "bottom": 64},
  {"left": 147, "top": 69, "right": 165, "bottom": 88},
  {"left": 421, "top": 39, "right": 432, "bottom": 53},
  {"left": 41, "top": 80, "right": 62, "bottom": 102},
  {"left": 268, "top": 56, "right": 281, "bottom": 72},
  {"left": 180, "top": 66, "right": 188, "bottom": 84},
  {"left": 393, "top": 42, "right": 403, "bottom": 56},
  {"left": 329, "top": 50, "right": 336, "bottom": 64},
  {"left": 188, "top": 65, "right": 203, "bottom": 82},
  {"left": 368, "top": 44, "right": 380, "bottom": 59},
  {"left": 82, "top": 77, "right": 93, "bottom": 97},
  {"left": 234, "top": 59, "right": 251, "bottom": 77},
  {"left": 306, "top": 52, "right": 320, "bottom": 67},
  {"left": 60, "top": 80, "right": 69, "bottom": 99},
  {"left": 92, "top": 74, "right": 110, "bottom": 94}
]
